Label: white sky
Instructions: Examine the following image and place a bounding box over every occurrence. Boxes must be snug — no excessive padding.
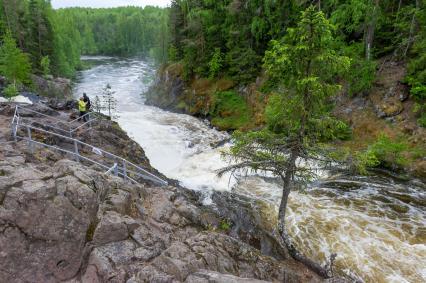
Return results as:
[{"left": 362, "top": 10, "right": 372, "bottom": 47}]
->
[{"left": 51, "top": 0, "right": 171, "bottom": 9}]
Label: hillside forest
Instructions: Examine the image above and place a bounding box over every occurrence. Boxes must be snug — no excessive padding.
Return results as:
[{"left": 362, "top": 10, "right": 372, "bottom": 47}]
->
[
  {"left": 0, "top": 0, "right": 425, "bottom": 174},
  {"left": 166, "top": 0, "right": 425, "bottom": 127}
]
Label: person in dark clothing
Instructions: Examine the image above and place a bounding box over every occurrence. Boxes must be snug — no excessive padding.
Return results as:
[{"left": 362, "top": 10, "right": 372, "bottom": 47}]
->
[{"left": 83, "top": 93, "right": 91, "bottom": 111}]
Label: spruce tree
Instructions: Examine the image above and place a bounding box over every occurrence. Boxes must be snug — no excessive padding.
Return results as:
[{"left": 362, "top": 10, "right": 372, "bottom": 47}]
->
[
  {"left": 220, "top": 6, "right": 350, "bottom": 277},
  {"left": 0, "top": 32, "right": 32, "bottom": 88}
]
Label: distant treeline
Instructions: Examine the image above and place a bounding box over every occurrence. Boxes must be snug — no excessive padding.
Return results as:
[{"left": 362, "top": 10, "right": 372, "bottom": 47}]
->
[
  {"left": 57, "top": 7, "right": 169, "bottom": 60},
  {"left": 0, "top": 1, "right": 169, "bottom": 78}
]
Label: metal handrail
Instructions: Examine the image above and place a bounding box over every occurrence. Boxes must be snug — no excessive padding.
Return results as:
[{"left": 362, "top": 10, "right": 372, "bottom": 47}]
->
[
  {"left": 15, "top": 105, "right": 98, "bottom": 134},
  {"left": 69, "top": 111, "right": 94, "bottom": 124},
  {"left": 11, "top": 106, "right": 168, "bottom": 186},
  {"left": 19, "top": 116, "right": 73, "bottom": 136},
  {"left": 15, "top": 106, "right": 68, "bottom": 123}
]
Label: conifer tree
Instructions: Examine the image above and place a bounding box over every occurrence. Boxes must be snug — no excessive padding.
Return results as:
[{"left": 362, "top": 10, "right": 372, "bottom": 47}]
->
[
  {"left": 0, "top": 32, "right": 32, "bottom": 88},
  {"left": 220, "top": 7, "right": 350, "bottom": 277}
]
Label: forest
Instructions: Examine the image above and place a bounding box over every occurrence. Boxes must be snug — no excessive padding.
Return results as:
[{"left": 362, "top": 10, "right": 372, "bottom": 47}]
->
[
  {"left": 1, "top": 0, "right": 425, "bottom": 123},
  {"left": 0, "top": 1, "right": 169, "bottom": 80},
  {"left": 167, "top": 0, "right": 425, "bottom": 127}
]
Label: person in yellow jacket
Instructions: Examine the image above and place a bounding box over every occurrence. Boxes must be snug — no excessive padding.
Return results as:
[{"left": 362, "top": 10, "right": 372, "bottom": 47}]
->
[{"left": 78, "top": 97, "right": 88, "bottom": 122}]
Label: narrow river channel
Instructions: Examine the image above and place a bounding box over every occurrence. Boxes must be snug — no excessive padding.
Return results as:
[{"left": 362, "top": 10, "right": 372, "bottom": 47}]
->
[{"left": 73, "top": 56, "right": 426, "bottom": 283}]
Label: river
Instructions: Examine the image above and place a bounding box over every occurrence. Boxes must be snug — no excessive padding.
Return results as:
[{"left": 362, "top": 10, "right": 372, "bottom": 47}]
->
[{"left": 73, "top": 57, "right": 426, "bottom": 283}]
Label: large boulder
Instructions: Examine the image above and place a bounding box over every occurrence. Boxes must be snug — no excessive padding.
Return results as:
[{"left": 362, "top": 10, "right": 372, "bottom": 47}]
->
[
  {"left": 32, "top": 75, "right": 72, "bottom": 100},
  {"left": 185, "top": 270, "right": 271, "bottom": 283},
  {"left": 0, "top": 154, "right": 327, "bottom": 283}
]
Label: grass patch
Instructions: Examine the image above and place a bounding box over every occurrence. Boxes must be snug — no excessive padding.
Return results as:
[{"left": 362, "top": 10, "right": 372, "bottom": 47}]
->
[
  {"left": 219, "top": 218, "right": 232, "bottom": 232},
  {"left": 210, "top": 91, "right": 250, "bottom": 130},
  {"left": 85, "top": 220, "right": 98, "bottom": 242}
]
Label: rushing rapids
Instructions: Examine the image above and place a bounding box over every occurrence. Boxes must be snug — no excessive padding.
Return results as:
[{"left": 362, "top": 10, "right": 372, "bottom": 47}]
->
[{"left": 73, "top": 57, "right": 426, "bottom": 283}]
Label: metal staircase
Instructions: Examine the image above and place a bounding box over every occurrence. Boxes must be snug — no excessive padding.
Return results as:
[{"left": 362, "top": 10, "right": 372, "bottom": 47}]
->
[{"left": 10, "top": 105, "right": 168, "bottom": 186}]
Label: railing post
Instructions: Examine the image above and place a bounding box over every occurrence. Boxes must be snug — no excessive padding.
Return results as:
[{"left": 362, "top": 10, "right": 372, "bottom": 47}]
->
[
  {"left": 26, "top": 126, "right": 33, "bottom": 154},
  {"left": 74, "top": 140, "right": 79, "bottom": 162},
  {"left": 122, "top": 160, "right": 127, "bottom": 180},
  {"left": 11, "top": 121, "right": 17, "bottom": 141},
  {"left": 114, "top": 162, "right": 119, "bottom": 176},
  {"left": 88, "top": 113, "right": 92, "bottom": 129}
]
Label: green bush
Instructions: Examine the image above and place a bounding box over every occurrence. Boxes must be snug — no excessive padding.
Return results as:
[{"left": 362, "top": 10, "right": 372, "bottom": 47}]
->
[
  {"left": 219, "top": 218, "right": 231, "bottom": 231},
  {"left": 413, "top": 102, "right": 426, "bottom": 127},
  {"left": 225, "top": 47, "right": 261, "bottom": 84},
  {"left": 210, "top": 91, "right": 250, "bottom": 130},
  {"left": 208, "top": 48, "right": 223, "bottom": 79},
  {"left": 168, "top": 45, "right": 178, "bottom": 62},
  {"left": 40, "top": 56, "right": 51, "bottom": 77},
  {"left": 353, "top": 149, "right": 381, "bottom": 175},
  {"left": 369, "top": 134, "right": 409, "bottom": 169},
  {"left": 341, "top": 43, "right": 376, "bottom": 96},
  {"left": 3, "top": 84, "right": 18, "bottom": 100},
  {"left": 317, "top": 118, "right": 352, "bottom": 141}
]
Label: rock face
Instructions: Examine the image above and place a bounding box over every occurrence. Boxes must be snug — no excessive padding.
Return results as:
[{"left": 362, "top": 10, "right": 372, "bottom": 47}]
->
[
  {"left": 145, "top": 63, "right": 186, "bottom": 112},
  {"left": 0, "top": 142, "right": 324, "bottom": 283},
  {"left": 0, "top": 103, "right": 340, "bottom": 282},
  {"left": 32, "top": 75, "right": 73, "bottom": 100}
]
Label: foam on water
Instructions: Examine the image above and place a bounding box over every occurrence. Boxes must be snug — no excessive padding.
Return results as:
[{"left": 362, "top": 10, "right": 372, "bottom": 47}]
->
[{"left": 74, "top": 57, "right": 426, "bottom": 283}]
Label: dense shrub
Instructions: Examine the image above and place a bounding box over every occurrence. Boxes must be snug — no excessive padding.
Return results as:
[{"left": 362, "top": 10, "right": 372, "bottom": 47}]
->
[{"left": 209, "top": 91, "right": 250, "bottom": 130}]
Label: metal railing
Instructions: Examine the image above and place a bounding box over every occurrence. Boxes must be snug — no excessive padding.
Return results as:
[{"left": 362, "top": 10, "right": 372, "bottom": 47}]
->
[
  {"left": 14, "top": 105, "right": 98, "bottom": 137},
  {"left": 10, "top": 105, "right": 168, "bottom": 186}
]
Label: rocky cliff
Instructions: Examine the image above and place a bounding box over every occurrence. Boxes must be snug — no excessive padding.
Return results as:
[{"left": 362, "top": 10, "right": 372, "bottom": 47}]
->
[
  {"left": 145, "top": 61, "right": 426, "bottom": 179},
  {"left": 0, "top": 103, "right": 339, "bottom": 283}
]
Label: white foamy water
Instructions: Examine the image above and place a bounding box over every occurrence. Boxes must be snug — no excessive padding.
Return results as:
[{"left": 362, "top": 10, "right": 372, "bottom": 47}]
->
[{"left": 74, "top": 57, "right": 426, "bottom": 283}]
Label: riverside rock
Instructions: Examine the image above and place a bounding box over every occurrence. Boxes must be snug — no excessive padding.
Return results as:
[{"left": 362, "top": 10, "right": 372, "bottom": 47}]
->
[{"left": 0, "top": 103, "right": 330, "bottom": 283}]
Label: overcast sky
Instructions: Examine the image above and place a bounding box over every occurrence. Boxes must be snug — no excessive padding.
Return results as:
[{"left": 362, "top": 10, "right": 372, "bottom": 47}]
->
[{"left": 51, "top": 0, "right": 171, "bottom": 9}]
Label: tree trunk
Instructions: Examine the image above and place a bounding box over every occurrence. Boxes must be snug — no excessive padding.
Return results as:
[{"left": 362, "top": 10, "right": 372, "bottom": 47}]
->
[
  {"left": 403, "top": 0, "right": 421, "bottom": 57},
  {"left": 277, "top": 149, "right": 332, "bottom": 279},
  {"left": 365, "top": 0, "right": 380, "bottom": 60}
]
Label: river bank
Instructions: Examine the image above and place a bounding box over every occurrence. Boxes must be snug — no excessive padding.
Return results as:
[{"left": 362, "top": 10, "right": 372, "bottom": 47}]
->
[
  {"left": 145, "top": 61, "right": 426, "bottom": 181},
  {"left": 0, "top": 101, "right": 333, "bottom": 282},
  {"left": 90, "top": 58, "right": 426, "bottom": 283}
]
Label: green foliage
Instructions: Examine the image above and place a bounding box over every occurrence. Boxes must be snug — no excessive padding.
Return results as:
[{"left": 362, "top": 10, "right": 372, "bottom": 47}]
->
[
  {"left": 219, "top": 218, "right": 231, "bottom": 231},
  {"left": 169, "top": 0, "right": 423, "bottom": 88},
  {"left": 221, "top": 8, "right": 351, "bottom": 232},
  {"left": 28, "top": 0, "right": 55, "bottom": 73},
  {"left": 263, "top": 7, "right": 350, "bottom": 140},
  {"left": 352, "top": 149, "right": 380, "bottom": 175},
  {"left": 405, "top": 1, "right": 426, "bottom": 127},
  {"left": 347, "top": 134, "right": 424, "bottom": 174},
  {"left": 168, "top": 45, "right": 178, "bottom": 62},
  {"left": 340, "top": 42, "right": 376, "bottom": 95},
  {"left": 0, "top": 32, "right": 32, "bottom": 85},
  {"left": 208, "top": 48, "right": 223, "bottom": 79},
  {"left": 0, "top": 2, "right": 169, "bottom": 77},
  {"left": 416, "top": 111, "right": 426, "bottom": 128},
  {"left": 168, "top": 0, "right": 297, "bottom": 84},
  {"left": 3, "top": 84, "right": 18, "bottom": 100},
  {"left": 40, "top": 56, "right": 50, "bottom": 77},
  {"left": 56, "top": 7, "right": 169, "bottom": 58},
  {"left": 210, "top": 91, "right": 250, "bottom": 130},
  {"left": 225, "top": 47, "right": 261, "bottom": 84},
  {"left": 369, "top": 134, "right": 409, "bottom": 169}
]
